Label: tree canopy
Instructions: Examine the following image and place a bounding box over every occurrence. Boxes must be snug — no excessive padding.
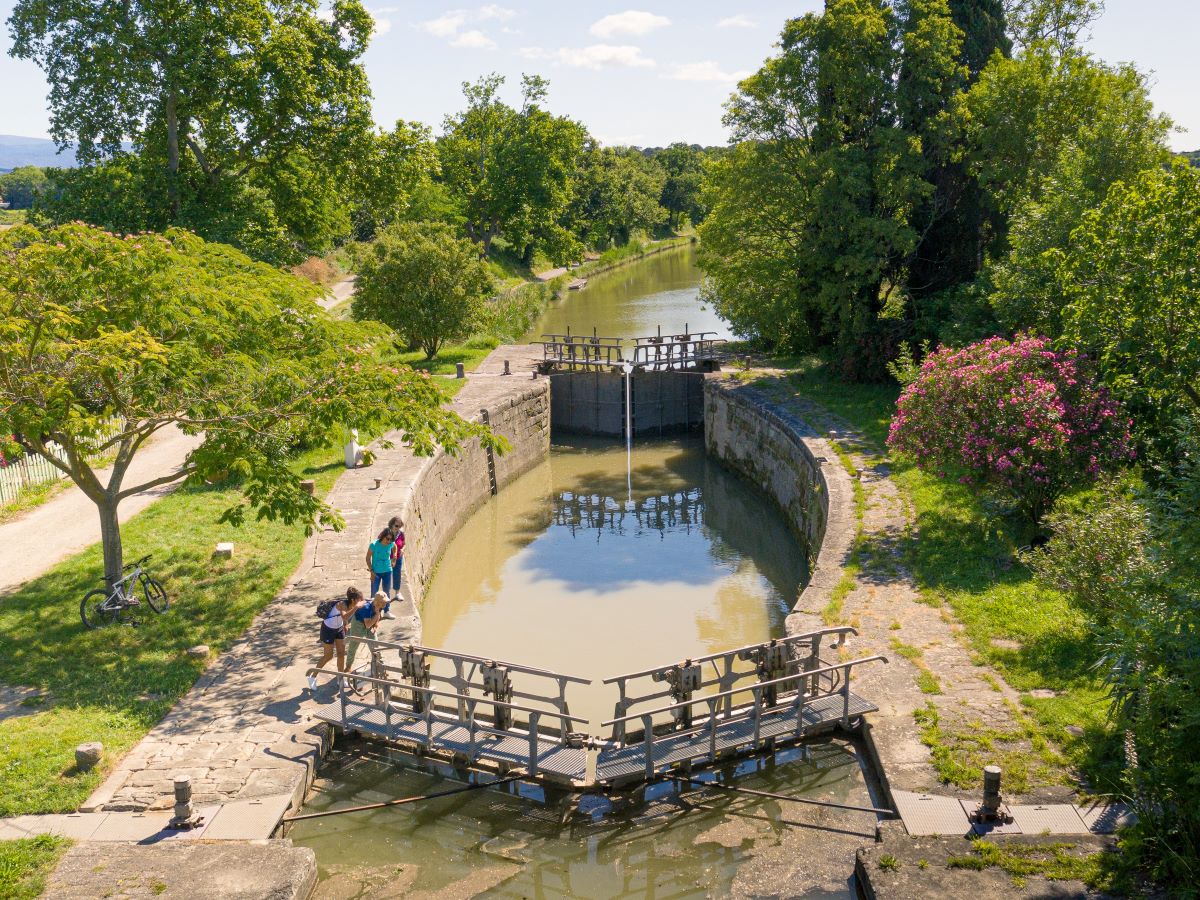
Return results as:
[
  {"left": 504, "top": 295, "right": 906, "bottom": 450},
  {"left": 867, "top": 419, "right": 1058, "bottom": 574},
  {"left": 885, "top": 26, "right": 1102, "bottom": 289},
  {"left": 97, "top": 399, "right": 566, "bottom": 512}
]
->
[
  {"left": 352, "top": 222, "right": 495, "bottom": 359},
  {"left": 0, "top": 222, "right": 497, "bottom": 586}
]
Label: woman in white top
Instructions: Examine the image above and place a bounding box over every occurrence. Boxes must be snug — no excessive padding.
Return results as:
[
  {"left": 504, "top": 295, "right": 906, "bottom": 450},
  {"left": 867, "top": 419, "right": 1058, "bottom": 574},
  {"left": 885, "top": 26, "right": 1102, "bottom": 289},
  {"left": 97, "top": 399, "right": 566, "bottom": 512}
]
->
[{"left": 307, "top": 587, "right": 364, "bottom": 692}]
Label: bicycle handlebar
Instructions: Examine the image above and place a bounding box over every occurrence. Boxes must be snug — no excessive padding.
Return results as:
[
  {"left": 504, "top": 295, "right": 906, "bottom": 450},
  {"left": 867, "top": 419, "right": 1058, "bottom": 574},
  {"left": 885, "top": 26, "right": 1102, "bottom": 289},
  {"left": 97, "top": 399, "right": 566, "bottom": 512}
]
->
[{"left": 122, "top": 554, "right": 152, "bottom": 571}]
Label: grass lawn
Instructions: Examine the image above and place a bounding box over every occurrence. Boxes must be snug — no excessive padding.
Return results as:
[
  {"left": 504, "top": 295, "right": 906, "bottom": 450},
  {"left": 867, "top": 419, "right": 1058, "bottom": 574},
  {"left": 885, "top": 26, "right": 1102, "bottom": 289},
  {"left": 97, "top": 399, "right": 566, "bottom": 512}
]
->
[
  {"left": 0, "top": 835, "right": 70, "bottom": 899},
  {"left": 0, "top": 445, "right": 344, "bottom": 816},
  {"left": 768, "top": 354, "right": 1119, "bottom": 792}
]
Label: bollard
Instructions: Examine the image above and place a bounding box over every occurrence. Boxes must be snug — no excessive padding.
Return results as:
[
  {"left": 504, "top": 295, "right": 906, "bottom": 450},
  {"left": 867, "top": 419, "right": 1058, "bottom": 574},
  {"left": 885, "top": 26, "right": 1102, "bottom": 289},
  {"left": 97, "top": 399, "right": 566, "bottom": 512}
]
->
[
  {"left": 502, "top": 359, "right": 511, "bottom": 376},
  {"left": 456, "top": 362, "right": 465, "bottom": 379},
  {"left": 982, "top": 764, "right": 1002, "bottom": 815},
  {"left": 169, "top": 774, "right": 197, "bottom": 829}
]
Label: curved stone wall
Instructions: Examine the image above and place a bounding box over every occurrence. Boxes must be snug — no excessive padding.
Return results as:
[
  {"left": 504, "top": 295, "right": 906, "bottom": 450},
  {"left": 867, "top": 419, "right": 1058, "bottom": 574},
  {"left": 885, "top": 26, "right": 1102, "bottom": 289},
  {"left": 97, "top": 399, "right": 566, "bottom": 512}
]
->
[{"left": 703, "top": 377, "right": 855, "bottom": 633}]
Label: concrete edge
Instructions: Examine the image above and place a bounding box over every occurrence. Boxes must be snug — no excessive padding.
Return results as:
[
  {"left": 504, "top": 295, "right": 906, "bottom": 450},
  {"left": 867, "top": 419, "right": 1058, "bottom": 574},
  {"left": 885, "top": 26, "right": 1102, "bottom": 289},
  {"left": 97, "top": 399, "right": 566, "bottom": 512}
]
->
[{"left": 702, "top": 377, "right": 858, "bottom": 635}]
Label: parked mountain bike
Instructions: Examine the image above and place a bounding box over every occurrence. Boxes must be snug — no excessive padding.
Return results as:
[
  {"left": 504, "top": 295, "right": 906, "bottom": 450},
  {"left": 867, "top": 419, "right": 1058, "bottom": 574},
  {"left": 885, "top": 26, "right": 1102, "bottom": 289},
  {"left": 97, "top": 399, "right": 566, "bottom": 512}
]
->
[{"left": 80, "top": 554, "right": 169, "bottom": 629}]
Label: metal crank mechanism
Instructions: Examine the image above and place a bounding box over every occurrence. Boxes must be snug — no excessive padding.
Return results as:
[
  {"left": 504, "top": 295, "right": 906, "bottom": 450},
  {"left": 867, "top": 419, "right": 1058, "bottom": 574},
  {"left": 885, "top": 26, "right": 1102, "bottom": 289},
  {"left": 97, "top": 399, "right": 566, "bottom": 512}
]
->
[
  {"left": 653, "top": 660, "right": 702, "bottom": 729},
  {"left": 738, "top": 639, "right": 793, "bottom": 707},
  {"left": 482, "top": 661, "right": 514, "bottom": 730},
  {"left": 399, "top": 645, "right": 431, "bottom": 713}
]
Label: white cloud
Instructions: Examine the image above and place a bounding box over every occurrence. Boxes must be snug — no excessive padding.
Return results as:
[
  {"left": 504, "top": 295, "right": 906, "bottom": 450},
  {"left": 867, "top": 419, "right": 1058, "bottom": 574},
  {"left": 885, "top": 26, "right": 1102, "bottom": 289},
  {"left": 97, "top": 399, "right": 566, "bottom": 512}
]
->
[
  {"left": 478, "top": 4, "right": 515, "bottom": 21},
  {"left": 521, "top": 44, "right": 656, "bottom": 69},
  {"left": 667, "top": 61, "right": 749, "bottom": 83},
  {"left": 589, "top": 10, "right": 670, "bottom": 38},
  {"left": 371, "top": 13, "right": 392, "bottom": 35},
  {"left": 422, "top": 10, "right": 468, "bottom": 37},
  {"left": 450, "top": 29, "right": 497, "bottom": 49},
  {"left": 717, "top": 14, "right": 756, "bottom": 28}
]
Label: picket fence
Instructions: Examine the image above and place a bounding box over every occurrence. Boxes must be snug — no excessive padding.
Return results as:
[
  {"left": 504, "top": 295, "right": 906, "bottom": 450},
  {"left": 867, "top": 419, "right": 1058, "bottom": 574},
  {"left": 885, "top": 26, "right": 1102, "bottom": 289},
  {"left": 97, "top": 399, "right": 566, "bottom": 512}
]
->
[{"left": 0, "top": 421, "right": 124, "bottom": 507}]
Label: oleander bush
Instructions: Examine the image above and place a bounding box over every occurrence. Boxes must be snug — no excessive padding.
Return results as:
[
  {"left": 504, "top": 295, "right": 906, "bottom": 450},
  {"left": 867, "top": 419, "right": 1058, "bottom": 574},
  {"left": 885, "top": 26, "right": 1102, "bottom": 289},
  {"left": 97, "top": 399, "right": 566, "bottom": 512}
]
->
[{"left": 887, "top": 335, "right": 1134, "bottom": 525}]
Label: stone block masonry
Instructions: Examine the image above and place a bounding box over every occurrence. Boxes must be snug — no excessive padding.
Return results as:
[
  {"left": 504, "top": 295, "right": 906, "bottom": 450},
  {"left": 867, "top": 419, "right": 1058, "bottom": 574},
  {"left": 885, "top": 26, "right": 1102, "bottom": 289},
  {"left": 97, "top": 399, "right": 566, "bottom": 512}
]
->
[{"left": 703, "top": 376, "right": 856, "bottom": 635}]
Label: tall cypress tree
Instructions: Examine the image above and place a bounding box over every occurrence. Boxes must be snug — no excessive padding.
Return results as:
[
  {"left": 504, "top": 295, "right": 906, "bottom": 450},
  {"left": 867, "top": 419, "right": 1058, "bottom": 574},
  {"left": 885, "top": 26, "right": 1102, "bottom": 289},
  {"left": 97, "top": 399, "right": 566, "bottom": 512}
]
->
[{"left": 904, "top": 0, "right": 1011, "bottom": 310}]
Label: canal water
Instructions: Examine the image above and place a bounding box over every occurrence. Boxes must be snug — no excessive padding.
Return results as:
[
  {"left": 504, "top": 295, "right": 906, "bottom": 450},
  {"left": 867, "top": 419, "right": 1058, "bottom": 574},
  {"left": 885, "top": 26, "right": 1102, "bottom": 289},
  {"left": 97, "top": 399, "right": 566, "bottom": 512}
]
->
[
  {"left": 526, "top": 243, "right": 730, "bottom": 342},
  {"left": 292, "top": 739, "right": 869, "bottom": 899},
  {"left": 421, "top": 435, "right": 808, "bottom": 728},
  {"left": 291, "top": 248, "right": 871, "bottom": 898}
]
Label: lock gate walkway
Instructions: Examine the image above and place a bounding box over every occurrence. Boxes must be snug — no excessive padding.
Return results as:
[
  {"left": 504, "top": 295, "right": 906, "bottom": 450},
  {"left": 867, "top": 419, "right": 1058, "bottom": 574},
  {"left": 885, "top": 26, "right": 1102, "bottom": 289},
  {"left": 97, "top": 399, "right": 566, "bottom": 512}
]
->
[{"left": 311, "top": 627, "right": 887, "bottom": 790}]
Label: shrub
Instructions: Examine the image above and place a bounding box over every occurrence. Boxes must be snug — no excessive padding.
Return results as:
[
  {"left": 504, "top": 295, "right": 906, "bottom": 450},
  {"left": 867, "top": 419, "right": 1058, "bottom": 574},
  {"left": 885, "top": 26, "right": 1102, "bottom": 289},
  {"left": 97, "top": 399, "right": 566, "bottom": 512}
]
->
[
  {"left": 887, "top": 335, "right": 1134, "bottom": 524},
  {"left": 291, "top": 256, "right": 335, "bottom": 286}
]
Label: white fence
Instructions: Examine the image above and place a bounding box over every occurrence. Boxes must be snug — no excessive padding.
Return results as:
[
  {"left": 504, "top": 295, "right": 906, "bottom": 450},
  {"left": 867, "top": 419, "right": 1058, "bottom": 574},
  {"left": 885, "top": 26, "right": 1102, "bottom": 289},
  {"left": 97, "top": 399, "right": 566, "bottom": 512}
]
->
[{"left": 0, "top": 421, "right": 124, "bottom": 507}]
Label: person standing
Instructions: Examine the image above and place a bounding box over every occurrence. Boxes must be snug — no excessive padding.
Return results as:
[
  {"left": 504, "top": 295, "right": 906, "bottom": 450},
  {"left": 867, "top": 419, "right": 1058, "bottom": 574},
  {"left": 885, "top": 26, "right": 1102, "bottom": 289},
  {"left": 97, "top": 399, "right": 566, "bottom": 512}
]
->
[
  {"left": 385, "top": 515, "right": 405, "bottom": 619},
  {"left": 308, "top": 587, "right": 364, "bottom": 692},
  {"left": 365, "top": 528, "right": 394, "bottom": 602}
]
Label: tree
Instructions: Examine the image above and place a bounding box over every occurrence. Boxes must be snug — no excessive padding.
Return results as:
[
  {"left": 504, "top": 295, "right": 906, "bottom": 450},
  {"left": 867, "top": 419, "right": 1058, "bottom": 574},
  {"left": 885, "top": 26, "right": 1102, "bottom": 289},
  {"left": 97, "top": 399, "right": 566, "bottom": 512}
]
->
[
  {"left": 566, "top": 144, "right": 666, "bottom": 248},
  {"left": 352, "top": 223, "right": 495, "bottom": 359},
  {"left": 654, "top": 144, "right": 709, "bottom": 229},
  {"left": 0, "top": 223, "right": 497, "bottom": 589},
  {"left": 438, "top": 74, "right": 585, "bottom": 259},
  {"left": 8, "top": 0, "right": 374, "bottom": 253},
  {"left": 0, "top": 166, "right": 49, "bottom": 209},
  {"left": 972, "top": 47, "right": 1171, "bottom": 333},
  {"left": 348, "top": 121, "right": 439, "bottom": 241},
  {"left": 1057, "top": 164, "right": 1200, "bottom": 418},
  {"left": 1002, "top": 0, "right": 1104, "bottom": 54}
]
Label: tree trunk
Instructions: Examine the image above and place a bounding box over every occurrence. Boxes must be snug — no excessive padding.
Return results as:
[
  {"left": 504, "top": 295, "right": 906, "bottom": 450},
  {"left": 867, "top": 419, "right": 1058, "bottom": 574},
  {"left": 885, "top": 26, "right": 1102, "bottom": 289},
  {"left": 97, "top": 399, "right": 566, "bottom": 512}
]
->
[
  {"left": 166, "top": 91, "right": 181, "bottom": 218},
  {"left": 98, "top": 496, "right": 124, "bottom": 590}
]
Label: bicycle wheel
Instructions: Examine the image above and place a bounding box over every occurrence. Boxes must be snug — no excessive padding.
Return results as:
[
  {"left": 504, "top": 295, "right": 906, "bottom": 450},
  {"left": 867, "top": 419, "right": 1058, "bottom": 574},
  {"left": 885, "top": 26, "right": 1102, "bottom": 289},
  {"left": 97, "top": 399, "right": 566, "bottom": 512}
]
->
[
  {"left": 141, "top": 577, "right": 169, "bottom": 613},
  {"left": 80, "top": 589, "right": 117, "bottom": 629}
]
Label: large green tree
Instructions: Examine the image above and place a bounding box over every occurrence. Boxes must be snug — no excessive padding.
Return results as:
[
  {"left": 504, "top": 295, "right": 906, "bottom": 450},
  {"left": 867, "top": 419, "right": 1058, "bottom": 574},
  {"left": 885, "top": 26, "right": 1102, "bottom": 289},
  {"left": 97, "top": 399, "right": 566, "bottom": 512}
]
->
[
  {"left": 1057, "top": 164, "right": 1200, "bottom": 418},
  {"left": 970, "top": 46, "right": 1171, "bottom": 333},
  {"left": 438, "top": 74, "right": 585, "bottom": 260},
  {"left": 654, "top": 144, "right": 710, "bottom": 230},
  {"left": 566, "top": 144, "right": 666, "bottom": 248},
  {"left": 7, "top": 0, "right": 375, "bottom": 256},
  {"left": 348, "top": 121, "right": 439, "bottom": 241},
  {"left": 0, "top": 223, "right": 496, "bottom": 588},
  {"left": 0, "top": 166, "right": 49, "bottom": 209},
  {"left": 352, "top": 222, "right": 495, "bottom": 359}
]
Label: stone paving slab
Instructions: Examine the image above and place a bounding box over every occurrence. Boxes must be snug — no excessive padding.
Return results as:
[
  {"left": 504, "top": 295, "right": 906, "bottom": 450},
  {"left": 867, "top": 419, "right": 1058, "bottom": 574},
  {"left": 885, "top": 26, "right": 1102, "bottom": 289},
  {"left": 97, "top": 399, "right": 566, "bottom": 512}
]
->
[
  {"left": 0, "top": 813, "right": 109, "bottom": 841},
  {"left": 202, "top": 794, "right": 294, "bottom": 840},
  {"left": 892, "top": 791, "right": 971, "bottom": 836},
  {"left": 42, "top": 840, "right": 316, "bottom": 900},
  {"left": 1009, "top": 803, "right": 1092, "bottom": 835}
]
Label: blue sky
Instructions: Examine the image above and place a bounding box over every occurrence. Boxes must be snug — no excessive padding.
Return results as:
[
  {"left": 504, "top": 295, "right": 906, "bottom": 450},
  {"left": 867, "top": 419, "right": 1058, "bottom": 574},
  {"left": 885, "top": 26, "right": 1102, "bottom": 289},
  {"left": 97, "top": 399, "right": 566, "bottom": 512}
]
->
[{"left": 0, "top": 1, "right": 1196, "bottom": 150}]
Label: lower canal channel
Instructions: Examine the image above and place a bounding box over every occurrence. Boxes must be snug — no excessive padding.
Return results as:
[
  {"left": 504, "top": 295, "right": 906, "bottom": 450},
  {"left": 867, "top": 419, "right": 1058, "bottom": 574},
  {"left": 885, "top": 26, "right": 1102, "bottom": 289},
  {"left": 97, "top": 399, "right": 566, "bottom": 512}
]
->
[{"left": 290, "top": 245, "right": 881, "bottom": 897}]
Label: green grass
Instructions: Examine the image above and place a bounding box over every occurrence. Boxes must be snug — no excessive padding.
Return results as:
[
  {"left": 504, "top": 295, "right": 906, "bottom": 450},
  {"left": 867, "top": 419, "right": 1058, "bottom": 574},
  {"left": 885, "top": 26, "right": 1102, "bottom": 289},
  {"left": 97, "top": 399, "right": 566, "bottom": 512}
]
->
[
  {"left": 0, "top": 208, "right": 28, "bottom": 226},
  {"left": 0, "top": 445, "right": 343, "bottom": 816},
  {"left": 0, "top": 835, "right": 71, "bottom": 899},
  {"left": 946, "top": 839, "right": 1123, "bottom": 891},
  {"left": 777, "top": 355, "right": 1118, "bottom": 791}
]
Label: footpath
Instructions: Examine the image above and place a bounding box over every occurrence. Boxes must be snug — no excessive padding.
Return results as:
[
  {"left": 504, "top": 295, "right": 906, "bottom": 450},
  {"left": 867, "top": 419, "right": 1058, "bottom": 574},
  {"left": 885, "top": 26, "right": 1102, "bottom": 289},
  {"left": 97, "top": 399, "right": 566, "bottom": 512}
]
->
[
  {"left": 9, "top": 347, "right": 545, "bottom": 898},
  {"left": 0, "top": 425, "right": 202, "bottom": 594}
]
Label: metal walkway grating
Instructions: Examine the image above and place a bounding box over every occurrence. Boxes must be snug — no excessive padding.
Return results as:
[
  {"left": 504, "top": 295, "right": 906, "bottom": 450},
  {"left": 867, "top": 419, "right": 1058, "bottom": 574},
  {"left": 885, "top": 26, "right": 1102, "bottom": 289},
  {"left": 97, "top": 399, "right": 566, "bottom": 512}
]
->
[{"left": 595, "top": 692, "right": 876, "bottom": 782}]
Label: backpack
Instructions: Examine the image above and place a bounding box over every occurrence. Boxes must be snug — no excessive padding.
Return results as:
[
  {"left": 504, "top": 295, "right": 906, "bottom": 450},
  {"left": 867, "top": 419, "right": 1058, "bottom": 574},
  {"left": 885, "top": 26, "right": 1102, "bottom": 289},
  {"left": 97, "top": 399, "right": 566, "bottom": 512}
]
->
[{"left": 315, "top": 598, "right": 338, "bottom": 620}]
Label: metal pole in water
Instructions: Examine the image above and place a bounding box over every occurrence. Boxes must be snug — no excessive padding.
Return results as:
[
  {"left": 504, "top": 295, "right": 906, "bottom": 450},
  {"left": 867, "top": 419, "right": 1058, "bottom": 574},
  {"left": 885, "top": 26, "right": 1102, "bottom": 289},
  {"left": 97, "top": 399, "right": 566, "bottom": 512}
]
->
[{"left": 622, "top": 361, "right": 633, "bottom": 502}]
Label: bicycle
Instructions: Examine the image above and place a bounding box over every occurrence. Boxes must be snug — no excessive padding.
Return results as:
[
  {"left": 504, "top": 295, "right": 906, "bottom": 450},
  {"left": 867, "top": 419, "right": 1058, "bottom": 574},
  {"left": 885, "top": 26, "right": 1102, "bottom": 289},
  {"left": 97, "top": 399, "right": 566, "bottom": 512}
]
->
[{"left": 80, "top": 554, "right": 169, "bottom": 629}]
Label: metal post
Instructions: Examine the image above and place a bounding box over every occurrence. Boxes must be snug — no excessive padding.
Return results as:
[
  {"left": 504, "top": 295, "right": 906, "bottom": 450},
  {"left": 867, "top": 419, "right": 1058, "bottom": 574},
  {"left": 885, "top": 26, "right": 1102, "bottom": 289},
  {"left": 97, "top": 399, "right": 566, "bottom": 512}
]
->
[
  {"left": 841, "top": 665, "right": 852, "bottom": 726},
  {"left": 642, "top": 714, "right": 655, "bottom": 781},
  {"left": 707, "top": 698, "right": 719, "bottom": 762},
  {"left": 528, "top": 711, "right": 541, "bottom": 778}
]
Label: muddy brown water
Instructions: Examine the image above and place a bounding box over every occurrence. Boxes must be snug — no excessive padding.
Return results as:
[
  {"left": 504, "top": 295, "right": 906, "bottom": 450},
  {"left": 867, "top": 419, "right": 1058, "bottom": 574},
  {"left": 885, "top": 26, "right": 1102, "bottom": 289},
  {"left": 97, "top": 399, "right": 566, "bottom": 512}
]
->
[{"left": 293, "top": 251, "right": 872, "bottom": 897}]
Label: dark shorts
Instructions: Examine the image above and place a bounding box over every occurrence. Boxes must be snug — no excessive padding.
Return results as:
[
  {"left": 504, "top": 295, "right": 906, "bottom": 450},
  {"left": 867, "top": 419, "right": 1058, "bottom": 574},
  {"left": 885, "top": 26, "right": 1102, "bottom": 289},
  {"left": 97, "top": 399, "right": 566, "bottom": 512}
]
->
[{"left": 319, "top": 623, "right": 346, "bottom": 645}]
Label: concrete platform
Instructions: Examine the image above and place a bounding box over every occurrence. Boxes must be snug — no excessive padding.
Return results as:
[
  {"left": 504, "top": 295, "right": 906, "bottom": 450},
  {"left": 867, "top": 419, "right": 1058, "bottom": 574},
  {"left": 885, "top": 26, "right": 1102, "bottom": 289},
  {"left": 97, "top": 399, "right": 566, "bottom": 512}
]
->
[
  {"left": 41, "top": 839, "right": 316, "bottom": 899},
  {"left": 893, "top": 790, "right": 1134, "bottom": 838}
]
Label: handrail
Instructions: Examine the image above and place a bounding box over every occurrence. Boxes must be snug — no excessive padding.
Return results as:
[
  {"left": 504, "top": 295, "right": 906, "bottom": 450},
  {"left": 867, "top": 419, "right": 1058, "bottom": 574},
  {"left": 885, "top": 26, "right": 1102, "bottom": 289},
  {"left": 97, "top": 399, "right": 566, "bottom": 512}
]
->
[
  {"left": 346, "top": 635, "right": 592, "bottom": 685},
  {"left": 602, "top": 628, "right": 859, "bottom": 684},
  {"left": 307, "top": 669, "right": 586, "bottom": 729},
  {"left": 601, "top": 655, "right": 889, "bottom": 728}
]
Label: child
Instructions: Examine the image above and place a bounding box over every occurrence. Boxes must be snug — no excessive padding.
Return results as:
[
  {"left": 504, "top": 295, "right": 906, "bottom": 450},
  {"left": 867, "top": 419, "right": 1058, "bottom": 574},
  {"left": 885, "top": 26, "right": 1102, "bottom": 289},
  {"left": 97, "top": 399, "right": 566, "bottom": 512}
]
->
[
  {"left": 308, "top": 587, "right": 364, "bottom": 692},
  {"left": 386, "top": 515, "right": 406, "bottom": 618},
  {"left": 365, "top": 528, "right": 394, "bottom": 602}
]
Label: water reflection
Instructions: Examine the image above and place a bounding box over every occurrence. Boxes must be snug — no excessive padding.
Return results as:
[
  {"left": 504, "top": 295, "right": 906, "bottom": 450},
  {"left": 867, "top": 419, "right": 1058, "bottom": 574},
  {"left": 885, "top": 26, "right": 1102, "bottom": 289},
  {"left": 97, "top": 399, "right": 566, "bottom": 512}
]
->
[
  {"left": 293, "top": 740, "right": 865, "bottom": 900},
  {"left": 421, "top": 436, "right": 808, "bottom": 725},
  {"left": 527, "top": 244, "right": 731, "bottom": 341}
]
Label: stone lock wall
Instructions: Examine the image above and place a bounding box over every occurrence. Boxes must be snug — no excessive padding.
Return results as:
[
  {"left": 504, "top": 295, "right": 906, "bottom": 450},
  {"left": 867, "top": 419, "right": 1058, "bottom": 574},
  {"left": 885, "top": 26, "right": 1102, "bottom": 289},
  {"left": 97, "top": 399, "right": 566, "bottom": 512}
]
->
[
  {"left": 703, "top": 377, "right": 855, "bottom": 633},
  {"left": 401, "top": 380, "right": 550, "bottom": 608}
]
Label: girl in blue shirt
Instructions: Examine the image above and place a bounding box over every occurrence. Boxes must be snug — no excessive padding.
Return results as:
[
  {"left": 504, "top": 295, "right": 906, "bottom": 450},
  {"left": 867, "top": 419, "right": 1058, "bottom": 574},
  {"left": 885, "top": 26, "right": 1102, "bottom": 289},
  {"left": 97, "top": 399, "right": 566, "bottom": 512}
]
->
[{"left": 365, "top": 528, "right": 394, "bottom": 600}]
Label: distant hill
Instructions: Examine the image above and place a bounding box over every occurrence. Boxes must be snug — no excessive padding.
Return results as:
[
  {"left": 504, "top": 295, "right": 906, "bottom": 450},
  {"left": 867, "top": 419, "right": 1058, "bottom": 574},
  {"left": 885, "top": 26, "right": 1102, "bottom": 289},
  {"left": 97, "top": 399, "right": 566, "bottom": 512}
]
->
[
  {"left": 1182, "top": 150, "right": 1200, "bottom": 167},
  {"left": 0, "top": 135, "right": 77, "bottom": 171}
]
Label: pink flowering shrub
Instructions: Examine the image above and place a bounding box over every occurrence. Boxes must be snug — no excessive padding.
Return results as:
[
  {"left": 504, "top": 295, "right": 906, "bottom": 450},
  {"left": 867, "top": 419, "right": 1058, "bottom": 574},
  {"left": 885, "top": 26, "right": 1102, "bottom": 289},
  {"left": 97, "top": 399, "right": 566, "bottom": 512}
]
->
[{"left": 887, "top": 335, "right": 1134, "bottom": 524}]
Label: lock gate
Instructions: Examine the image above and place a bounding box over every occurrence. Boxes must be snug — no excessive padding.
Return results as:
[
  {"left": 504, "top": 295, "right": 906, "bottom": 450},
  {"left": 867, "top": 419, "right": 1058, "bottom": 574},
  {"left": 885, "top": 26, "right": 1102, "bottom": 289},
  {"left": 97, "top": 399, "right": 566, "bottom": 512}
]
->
[{"left": 311, "top": 627, "right": 886, "bottom": 790}]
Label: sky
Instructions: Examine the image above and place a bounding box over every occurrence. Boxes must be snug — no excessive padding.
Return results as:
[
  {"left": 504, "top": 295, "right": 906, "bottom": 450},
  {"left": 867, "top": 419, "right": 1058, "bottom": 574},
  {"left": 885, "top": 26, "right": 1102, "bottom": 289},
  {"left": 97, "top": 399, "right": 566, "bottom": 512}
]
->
[{"left": 0, "top": 1, "right": 1196, "bottom": 151}]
